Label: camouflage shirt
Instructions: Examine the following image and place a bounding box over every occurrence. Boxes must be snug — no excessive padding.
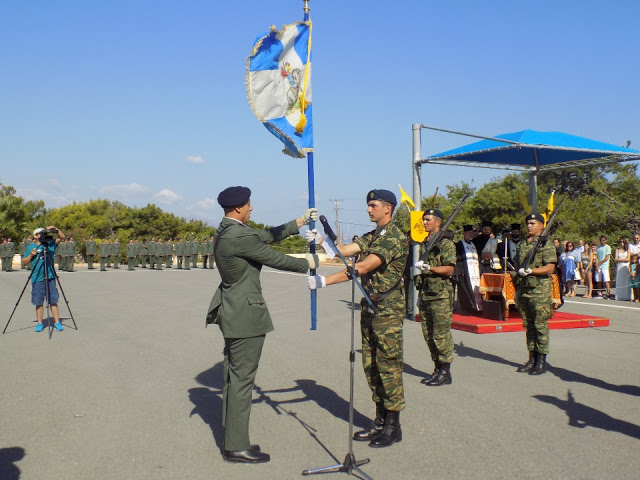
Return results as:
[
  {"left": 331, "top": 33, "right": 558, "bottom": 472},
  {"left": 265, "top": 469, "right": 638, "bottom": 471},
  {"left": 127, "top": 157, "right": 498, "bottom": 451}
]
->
[
  {"left": 514, "top": 236, "right": 557, "bottom": 299},
  {"left": 417, "top": 237, "right": 456, "bottom": 301},
  {"left": 354, "top": 221, "right": 408, "bottom": 315}
]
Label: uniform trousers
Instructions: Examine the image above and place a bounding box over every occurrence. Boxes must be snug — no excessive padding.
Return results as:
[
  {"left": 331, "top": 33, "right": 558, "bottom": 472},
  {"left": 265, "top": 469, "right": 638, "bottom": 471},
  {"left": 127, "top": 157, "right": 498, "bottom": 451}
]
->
[
  {"left": 222, "top": 335, "right": 265, "bottom": 451},
  {"left": 419, "top": 293, "right": 454, "bottom": 364},
  {"left": 100, "top": 257, "right": 107, "bottom": 271},
  {"left": 177, "top": 256, "right": 183, "bottom": 268},
  {"left": 87, "top": 254, "right": 95, "bottom": 269},
  {"left": 128, "top": 257, "right": 136, "bottom": 270},
  {"left": 518, "top": 295, "right": 551, "bottom": 354},
  {"left": 360, "top": 310, "right": 405, "bottom": 411}
]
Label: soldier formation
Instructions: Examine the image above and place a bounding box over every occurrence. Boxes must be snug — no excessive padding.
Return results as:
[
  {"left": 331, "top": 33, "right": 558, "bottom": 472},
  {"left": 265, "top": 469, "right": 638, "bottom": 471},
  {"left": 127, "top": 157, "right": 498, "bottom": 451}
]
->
[{"left": 1, "top": 235, "right": 215, "bottom": 273}]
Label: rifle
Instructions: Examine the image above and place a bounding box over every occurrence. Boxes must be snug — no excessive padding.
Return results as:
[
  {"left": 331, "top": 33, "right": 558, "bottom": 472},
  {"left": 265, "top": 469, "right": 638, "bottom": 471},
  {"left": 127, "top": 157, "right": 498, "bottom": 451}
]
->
[
  {"left": 419, "top": 191, "right": 471, "bottom": 261},
  {"left": 518, "top": 195, "right": 566, "bottom": 271}
]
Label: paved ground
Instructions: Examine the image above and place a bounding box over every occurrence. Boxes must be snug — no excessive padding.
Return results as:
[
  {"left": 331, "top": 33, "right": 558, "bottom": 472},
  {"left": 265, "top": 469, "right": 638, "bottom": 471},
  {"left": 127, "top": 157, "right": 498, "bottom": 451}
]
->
[{"left": 1, "top": 264, "right": 638, "bottom": 480}]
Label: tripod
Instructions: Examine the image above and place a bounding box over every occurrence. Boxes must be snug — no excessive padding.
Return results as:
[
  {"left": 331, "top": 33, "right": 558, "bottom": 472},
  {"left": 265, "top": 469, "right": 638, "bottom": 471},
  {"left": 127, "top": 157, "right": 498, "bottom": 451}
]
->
[
  {"left": 302, "top": 218, "right": 374, "bottom": 479},
  {"left": 3, "top": 243, "right": 77, "bottom": 339}
]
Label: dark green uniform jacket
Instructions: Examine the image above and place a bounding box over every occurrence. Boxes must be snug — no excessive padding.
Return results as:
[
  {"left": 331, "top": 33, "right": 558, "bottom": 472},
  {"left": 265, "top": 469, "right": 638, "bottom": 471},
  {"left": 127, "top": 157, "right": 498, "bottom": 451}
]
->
[{"left": 206, "top": 217, "right": 308, "bottom": 338}]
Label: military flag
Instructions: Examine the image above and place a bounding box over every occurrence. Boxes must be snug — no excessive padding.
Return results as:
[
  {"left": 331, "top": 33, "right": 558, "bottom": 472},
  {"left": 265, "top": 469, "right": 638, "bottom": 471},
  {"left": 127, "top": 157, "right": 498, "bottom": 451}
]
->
[{"left": 246, "top": 21, "right": 312, "bottom": 158}]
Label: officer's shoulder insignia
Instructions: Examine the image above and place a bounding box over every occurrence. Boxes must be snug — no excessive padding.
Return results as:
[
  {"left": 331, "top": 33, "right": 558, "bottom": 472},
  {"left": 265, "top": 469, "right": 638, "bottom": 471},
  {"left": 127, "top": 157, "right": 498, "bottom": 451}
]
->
[{"left": 380, "top": 229, "right": 386, "bottom": 236}]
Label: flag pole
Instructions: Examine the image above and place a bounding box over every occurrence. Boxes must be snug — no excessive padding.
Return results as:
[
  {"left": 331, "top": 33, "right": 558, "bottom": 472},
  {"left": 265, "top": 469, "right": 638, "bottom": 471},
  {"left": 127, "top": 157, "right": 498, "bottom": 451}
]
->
[{"left": 303, "top": 0, "right": 317, "bottom": 330}]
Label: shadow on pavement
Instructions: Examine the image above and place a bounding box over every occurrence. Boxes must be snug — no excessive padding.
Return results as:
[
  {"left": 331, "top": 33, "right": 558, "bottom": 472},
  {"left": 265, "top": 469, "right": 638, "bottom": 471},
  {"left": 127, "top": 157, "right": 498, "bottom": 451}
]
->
[
  {"left": 0, "top": 447, "right": 25, "bottom": 480},
  {"left": 534, "top": 390, "right": 640, "bottom": 440},
  {"left": 547, "top": 365, "right": 640, "bottom": 397}
]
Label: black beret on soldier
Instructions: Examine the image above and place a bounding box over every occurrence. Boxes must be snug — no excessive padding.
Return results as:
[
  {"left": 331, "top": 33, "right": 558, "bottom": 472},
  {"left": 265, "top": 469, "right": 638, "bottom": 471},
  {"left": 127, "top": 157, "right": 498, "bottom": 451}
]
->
[
  {"left": 423, "top": 208, "right": 444, "bottom": 219},
  {"left": 366, "top": 189, "right": 397, "bottom": 206},
  {"left": 525, "top": 213, "right": 545, "bottom": 223},
  {"left": 217, "top": 186, "right": 251, "bottom": 208}
]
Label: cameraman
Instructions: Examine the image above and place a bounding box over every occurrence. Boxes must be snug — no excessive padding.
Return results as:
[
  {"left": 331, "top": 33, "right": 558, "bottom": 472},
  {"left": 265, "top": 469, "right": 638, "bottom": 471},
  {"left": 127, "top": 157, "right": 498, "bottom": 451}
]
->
[{"left": 22, "top": 226, "right": 66, "bottom": 332}]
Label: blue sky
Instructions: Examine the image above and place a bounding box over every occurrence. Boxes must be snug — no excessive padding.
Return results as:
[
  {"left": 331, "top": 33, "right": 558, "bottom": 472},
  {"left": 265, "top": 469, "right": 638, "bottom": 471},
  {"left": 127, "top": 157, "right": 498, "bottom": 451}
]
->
[{"left": 1, "top": 1, "right": 638, "bottom": 238}]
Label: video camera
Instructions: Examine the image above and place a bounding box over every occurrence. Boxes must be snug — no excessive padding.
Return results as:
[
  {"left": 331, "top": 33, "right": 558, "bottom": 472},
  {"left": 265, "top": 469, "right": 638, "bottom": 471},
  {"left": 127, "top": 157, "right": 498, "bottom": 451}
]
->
[{"left": 40, "top": 228, "right": 58, "bottom": 243}]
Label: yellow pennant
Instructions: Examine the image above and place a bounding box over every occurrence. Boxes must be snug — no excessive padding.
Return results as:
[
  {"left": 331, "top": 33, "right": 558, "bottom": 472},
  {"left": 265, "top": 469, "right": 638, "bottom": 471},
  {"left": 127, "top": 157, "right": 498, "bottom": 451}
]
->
[
  {"left": 410, "top": 211, "right": 428, "bottom": 242},
  {"left": 398, "top": 184, "right": 415, "bottom": 210}
]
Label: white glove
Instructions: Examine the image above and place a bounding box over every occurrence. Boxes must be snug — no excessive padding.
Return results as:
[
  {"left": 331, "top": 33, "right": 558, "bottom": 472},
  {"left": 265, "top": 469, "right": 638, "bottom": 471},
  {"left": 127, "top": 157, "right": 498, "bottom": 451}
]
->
[
  {"left": 301, "top": 208, "right": 318, "bottom": 225},
  {"left": 414, "top": 260, "right": 430, "bottom": 272},
  {"left": 305, "top": 228, "right": 324, "bottom": 246},
  {"left": 518, "top": 267, "right": 532, "bottom": 277},
  {"left": 305, "top": 253, "right": 319, "bottom": 270},
  {"left": 307, "top": 275, "right": 326, "bottom": 290}
]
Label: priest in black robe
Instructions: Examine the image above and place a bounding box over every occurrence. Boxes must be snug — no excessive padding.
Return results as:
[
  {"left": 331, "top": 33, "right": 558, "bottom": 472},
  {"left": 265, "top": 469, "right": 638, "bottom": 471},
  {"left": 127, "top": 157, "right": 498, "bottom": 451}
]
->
[{"left": 454, "top": 225, "right": 482, "bottom": 313}]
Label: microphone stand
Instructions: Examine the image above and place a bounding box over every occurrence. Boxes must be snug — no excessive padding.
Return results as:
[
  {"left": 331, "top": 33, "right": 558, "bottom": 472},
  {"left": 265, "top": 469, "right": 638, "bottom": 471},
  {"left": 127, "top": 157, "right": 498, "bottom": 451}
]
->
[{"left": 302, "top": 217, "right": 373, "bottom": 479}]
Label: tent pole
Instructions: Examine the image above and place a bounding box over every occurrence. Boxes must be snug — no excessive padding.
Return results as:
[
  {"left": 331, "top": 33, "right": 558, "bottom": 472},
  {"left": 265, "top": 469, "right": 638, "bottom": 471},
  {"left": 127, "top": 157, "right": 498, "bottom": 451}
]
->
[
  {"left": 528, "top": 170, "right": 538, "bottom": 213},
  {"left": 411, "top": 124, "right": 422, "bottom": 321}
]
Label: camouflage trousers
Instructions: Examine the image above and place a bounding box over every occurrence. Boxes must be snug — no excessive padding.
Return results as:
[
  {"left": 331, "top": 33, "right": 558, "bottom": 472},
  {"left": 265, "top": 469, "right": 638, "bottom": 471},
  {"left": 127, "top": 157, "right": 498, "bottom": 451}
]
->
[
  {"left": 518, "top": 295, "right": 550, "bottom": 354},
  {"left": 418, "top": 294, "right": 454, "bottom": 364},
  {"left": 360, "top": 310, "right": 405, "bottom": 412}
]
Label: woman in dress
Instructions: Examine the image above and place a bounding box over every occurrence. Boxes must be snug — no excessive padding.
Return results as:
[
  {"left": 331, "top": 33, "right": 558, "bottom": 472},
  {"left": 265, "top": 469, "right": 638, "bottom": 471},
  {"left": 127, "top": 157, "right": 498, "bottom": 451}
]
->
[
  {"left": 614, "top": 237, "right": 631, "bottom": 301},
  {"left": 560, "top": 242, "right": 579, "bottom": 297},
  {"left": 581, "top": 241, "right": 593, "bottom": 298}
]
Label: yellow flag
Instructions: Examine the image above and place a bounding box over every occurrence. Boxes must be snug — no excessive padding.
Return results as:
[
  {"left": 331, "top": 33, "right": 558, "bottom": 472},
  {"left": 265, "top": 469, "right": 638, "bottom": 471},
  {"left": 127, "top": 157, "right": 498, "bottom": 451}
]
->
[
  {"left": 398, "top": 184, "right": 415, "bottom": 210},
  {"left": 410, "top": 211, "right": 428, "bottom": 242}
]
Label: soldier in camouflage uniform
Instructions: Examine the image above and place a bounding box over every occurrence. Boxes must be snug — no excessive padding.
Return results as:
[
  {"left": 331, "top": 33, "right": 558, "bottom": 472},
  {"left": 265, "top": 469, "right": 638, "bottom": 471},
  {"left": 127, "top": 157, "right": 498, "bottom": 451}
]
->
[
  {"left": 415, "top": 209, "right": 456, "bottom": 386},
  {"left": 307, "top": 189, "right": 408, "bottom": 448},
  {"left": 513, "top": 213, "right": 557, "bottom": 375},
  {"left": 86, "top": 235, "right": 97, "bottom": 269}
]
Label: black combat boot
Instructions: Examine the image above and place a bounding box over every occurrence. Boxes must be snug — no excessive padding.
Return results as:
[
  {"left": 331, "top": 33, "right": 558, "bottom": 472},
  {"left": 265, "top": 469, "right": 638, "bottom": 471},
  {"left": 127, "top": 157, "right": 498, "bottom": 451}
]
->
[
  {"left": 353, "top": 402, "right": 385, "bottom": 441},
  {"left": 516, "top": 351, "right": 536, "bottom": 373},
  {"left": 529, "top": 354, "right": 547, "bottom": 375},
  {"left": 369, "top": 410, "right": 402, "bottom": 448},
  {"left": 426, "top": 363, "right": 452, "bottom": 386},
  {"left": 420, "top": 362, "right": 440, "bottom": 384}
]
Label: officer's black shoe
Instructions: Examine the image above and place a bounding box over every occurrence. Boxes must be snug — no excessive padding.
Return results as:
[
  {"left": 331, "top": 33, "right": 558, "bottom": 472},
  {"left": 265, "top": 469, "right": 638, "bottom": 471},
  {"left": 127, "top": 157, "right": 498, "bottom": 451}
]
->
[
  {"left": 517, "top": 351, "right": 537, "bottom": 373},
  {"left": 353, "top": 402, "right": 385, "bottom": 441},
  {"left": 529, "top": 354, "right": 547, "bottom": 375},
  {"left": 369, "top": 410, "right": 402, "bottom": 448},
  {"left": 223, "top": 447, "right": 270, "bottom": 464},
  {"left": 426, "top": 363, "right": 452, "bottom": 386},
  {"left": 420, "top": 363, "right": 440, "bottom": 384}
]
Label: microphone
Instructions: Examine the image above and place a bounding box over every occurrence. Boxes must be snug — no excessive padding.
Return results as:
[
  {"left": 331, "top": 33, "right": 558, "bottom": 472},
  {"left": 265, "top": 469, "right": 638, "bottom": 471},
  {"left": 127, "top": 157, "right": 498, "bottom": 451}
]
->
[{"left": 319, "top": 215, "right": 337, "bottom": 242}]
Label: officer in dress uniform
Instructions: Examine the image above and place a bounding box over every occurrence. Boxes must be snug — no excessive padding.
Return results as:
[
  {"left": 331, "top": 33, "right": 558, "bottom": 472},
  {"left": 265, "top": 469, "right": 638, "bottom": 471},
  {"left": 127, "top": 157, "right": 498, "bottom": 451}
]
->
[
  {"left": 513, "top": 213, "right": 557, "bottom": 375},
  {"left": 206, "top": 186, "right": 318, "bottom": 463},
  {"left": 19, "top": 238, "right": 28, "bottom": 269},
  {"left": 307, "top": 189, "right": 408, "bottom": 448},
  {"left": 415, "top": 209, "right": 456, "bottom": 386},
  {"left": 183, "top": 236, "right": 191, "bottom": 270},
  {"left": 113, "top": 238, "right": 121, "bottom": 269},
  {"left": 208, "top": 235, "right": 215, "bottom": 269},
  {"left": 68, "top": 236, "right": 76, "bottom": 272},
  {"left": 86, "top": 236, "right": 97, "bottom": 269},
  {"left": 126, "top": 239, "right": 136, "bottom": 270},
  {"left": 98, "top": 239, "right": 108, "bottom": 271},
  {"left": 176, "top": 238, "right": 184, "bottom": 269}
]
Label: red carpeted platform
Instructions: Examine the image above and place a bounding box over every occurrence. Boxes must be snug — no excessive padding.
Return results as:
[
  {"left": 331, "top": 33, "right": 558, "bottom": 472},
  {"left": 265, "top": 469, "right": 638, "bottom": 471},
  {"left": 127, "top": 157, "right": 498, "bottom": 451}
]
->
[{"left": 425, "top": 310, "right": 610, "bottom": 334}]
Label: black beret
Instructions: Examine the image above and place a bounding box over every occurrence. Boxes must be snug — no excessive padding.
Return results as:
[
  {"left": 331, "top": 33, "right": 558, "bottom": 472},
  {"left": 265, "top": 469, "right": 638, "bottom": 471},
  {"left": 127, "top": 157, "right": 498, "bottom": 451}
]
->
[
  {"left": 218, "top": 186, "right": 251, "bottom": 208},
  {"left": 511, "top": 223, "right": 521, "bottom": 231},
  {"left": 481, "top": 220, "right": 493, "bottom": 227},
  {"left": 366, "top": 189, "right": 397, "bottom": 206},
  {"left": 525, "top": 213, "right": 545, "bottom": 223},
  {"left": 423, "top": 208, "right": 444, "bottom": 219},
  {"left": 463, "top": 224, "right": 474, "bottom": 232}
]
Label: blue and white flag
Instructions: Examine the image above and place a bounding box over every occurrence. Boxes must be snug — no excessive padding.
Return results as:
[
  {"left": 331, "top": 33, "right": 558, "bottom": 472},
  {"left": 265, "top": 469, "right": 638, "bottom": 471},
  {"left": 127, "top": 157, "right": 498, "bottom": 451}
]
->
[{"left": 246, "top": 21, "right": 312, "bottom": 158}]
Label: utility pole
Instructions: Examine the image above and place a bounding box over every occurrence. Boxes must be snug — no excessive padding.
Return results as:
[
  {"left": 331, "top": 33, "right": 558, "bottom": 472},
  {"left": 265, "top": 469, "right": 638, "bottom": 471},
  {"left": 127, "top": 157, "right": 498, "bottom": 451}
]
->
[{"left": 329, "top": 199, "right": 343, "bottom": 244}]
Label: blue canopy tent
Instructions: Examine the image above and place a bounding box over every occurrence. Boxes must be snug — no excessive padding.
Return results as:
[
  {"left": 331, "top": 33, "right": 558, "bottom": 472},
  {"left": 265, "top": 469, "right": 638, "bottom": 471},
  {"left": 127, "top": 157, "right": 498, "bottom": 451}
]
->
[
  {"left": 408, "top": 124, "right": 640, "bottom": 318},
  {"left": 411, "top": 125, "right": 640, "bottom": 215}
]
